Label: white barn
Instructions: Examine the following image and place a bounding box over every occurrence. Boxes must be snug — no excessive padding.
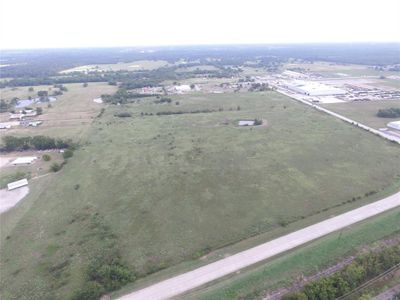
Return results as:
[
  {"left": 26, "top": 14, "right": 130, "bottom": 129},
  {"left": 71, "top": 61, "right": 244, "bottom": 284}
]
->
[{"left": 238, "top": 120, "right": 255, "bottom": 126}]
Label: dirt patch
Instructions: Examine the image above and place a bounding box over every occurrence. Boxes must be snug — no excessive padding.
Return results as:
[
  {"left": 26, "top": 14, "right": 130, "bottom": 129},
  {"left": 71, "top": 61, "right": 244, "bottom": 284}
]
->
[
  {"left": 0, "top": 186, "right": 29, "bottom": 214},
  {"left": 259, "top": 119, "right": 269, "bottom": 128},
  {"left": 0, "top": 156, "right": 16, "bottom": 169}
]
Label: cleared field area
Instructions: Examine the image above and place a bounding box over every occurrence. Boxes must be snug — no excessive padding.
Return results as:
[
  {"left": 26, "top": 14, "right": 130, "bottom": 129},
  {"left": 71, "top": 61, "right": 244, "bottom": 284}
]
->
[
  {"left": 1, "top": 92, "right": 400, "bottom": 299},
  {"left": 322, "top": 100, "right": 400, "bottom": 129},
  {"left": 0, "top": 82, "right": 117, "bottom": 140},
  {"left": 60, "top": 60, "right": 169, "bottom": 73},
  {"left": 372, "top": 78, "right": 400, "bottom": 89},
  {"left": 182, "top": 208, "right": 400, "bottom": 300},
  {"left": 283, "top": 61, "right": 399, "bottom": 78}
]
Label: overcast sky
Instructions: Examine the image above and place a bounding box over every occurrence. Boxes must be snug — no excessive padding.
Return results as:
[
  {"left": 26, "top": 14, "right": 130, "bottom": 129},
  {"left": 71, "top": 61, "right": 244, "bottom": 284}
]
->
[{"left": 1, "top": 0, "right": 399, "bottom": 49}]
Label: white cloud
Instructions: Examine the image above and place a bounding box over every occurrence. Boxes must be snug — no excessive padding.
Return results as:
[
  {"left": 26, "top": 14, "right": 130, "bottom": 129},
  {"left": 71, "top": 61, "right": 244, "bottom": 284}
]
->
[{"left": 1, "top": 0, "right": 399, "bottom": 49}]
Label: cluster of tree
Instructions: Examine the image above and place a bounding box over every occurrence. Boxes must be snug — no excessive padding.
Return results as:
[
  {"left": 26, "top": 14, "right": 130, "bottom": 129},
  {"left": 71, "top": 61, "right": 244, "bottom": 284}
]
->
[
  {"left": 239, "top": 76, "right": 255, "bottom": 83},
  {"left": 283, "top": 244, "right": 400, "bottom": 300},
  {"left": 101, "top": 89, "right": 154, "bottom": 105},
  {"left": 0, "top": 62, "right": 237, "bottom": 89},
  {"left": 154, "top": 97, "right": 172, "bottom": 104},
  {"left": 377, "top": 107, "right": 400, "bottom": 118},
  {"left": 249, "top": 83, "right": 271, "bottom": 92},
  {"left": 0, "top": 99, "right": 10, "bottom": 113},
  {"left": 53, "top": 84, "right": 68, "bottom": 91},
  {"left": 254, "top": 118, "right": 263, "bottom": 125},
  {"left": 71, "top": 213, "right": 135, "bottom": 300},
  {"left": 1, "top": 44, "right": 398, "bottom": 83},
  {"left": 1, "top": 135, "right": 73, "bottom": 152},
  {"left": 155, "top": 108, "right": 221, "bottom": 116},
  {"left": 114, "top": 112, "right": 132, "bottom": 118}
]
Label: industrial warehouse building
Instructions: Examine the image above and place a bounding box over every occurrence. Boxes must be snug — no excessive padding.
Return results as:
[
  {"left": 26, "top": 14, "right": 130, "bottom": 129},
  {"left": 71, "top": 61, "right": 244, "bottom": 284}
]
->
[
  {"left": 388, "top": 121, "right": 400, "bottom": 131},
  {"left": 287, "top": 81, "right": 346, "bottom": 96}
]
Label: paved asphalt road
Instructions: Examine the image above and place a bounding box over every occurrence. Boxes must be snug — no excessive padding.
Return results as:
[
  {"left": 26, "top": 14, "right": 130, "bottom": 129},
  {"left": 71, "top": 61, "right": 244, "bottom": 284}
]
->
[{"left": 118, "top": 191, "right": 400, "bottom": 300}]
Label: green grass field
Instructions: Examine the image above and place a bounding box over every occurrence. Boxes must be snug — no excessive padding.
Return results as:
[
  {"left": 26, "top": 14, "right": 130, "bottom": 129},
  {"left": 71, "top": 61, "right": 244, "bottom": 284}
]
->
[
  {"left": 322, "top": 100, "right": 400, "bottom": 129},
  {"left": 1, "top": 91, "right": 400, "bottom": 299},
  {"left": 182, "top": 208, "right": 400, "bottom": 300},
  {"left": 283, "top": 62, "right": 399, "bottom": 78}
]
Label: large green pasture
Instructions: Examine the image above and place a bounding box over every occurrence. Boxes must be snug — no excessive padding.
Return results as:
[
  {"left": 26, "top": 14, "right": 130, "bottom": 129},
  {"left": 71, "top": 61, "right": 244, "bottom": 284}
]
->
[{"left": 1, "top": 91, "right": 400, "bottom": 299}]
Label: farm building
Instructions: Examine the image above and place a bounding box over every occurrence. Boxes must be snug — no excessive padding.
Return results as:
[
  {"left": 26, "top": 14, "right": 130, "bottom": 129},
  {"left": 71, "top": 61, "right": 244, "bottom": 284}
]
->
[
  {"left": 20, "top": 120, "right": 43, "bottom": 127},
  {"left": 29, "top": 121, "right": 42, "bottom": 127},
  {"left": 0, "top": 123, "right": 12, "bottom": 129},
  {"left": 7, "top": 178, "right": 28, "bottom": 191},
  {"left": 239, "top": 120, "right": 255, "bottom": 126},
  {"left": 9, "top": 113, "right": 24, "bottom": 120},
  {"left": 174, "top": 85, "right": 191, "bottom": 92},
  {"left": 11, "top": 156, "right": 38, "bottom": 165},
  {"left": 388, "top": 121, "right": 400, "bottom": 130},
  {"left": 286, "top": 81, "right": 346, "bottom": 96}
]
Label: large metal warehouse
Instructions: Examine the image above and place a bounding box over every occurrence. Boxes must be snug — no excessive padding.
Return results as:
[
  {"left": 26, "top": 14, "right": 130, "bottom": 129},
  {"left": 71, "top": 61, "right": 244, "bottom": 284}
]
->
[{"left": 287, "top": 81, "right": 346, "bottom": 96}]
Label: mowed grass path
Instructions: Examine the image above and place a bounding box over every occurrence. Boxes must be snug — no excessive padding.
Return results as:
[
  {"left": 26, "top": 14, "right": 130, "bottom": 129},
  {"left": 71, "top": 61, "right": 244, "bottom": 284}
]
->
[{"left": 1, "top": 92, "right": 400, "bottom": 299}]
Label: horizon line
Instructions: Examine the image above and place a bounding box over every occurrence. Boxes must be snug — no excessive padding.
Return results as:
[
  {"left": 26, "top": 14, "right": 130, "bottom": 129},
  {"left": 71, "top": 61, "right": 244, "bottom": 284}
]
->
[{"left": 1, "top": 41, "right": 400, "bottom": 52}]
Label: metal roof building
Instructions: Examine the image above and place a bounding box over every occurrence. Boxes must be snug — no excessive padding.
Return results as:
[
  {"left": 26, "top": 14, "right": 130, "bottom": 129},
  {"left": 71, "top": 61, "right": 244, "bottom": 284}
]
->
[
  {"left": 7, "top": 178, "right": 28, "bottom": 191},
  {"left": 287, "top": 81, "right": 346, "bottom": 96},
  {"left": 11, "top": 156, "right": 38, "bottom": 165},
  {"left": 238, "top": 120, "right": 255, "bottom": 126}
]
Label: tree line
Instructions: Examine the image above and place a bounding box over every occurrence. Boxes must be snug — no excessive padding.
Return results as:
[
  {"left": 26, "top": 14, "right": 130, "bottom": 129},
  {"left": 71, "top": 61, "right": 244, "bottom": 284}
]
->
[
  {"left": 377, "top": 107, "right": 400, "bottom": 118},
  {"left": 283, "top": 244, "right": 400, "bottom": 300},
  {"left": 1, "top": 135, "right": 74, "bottom": 152}
]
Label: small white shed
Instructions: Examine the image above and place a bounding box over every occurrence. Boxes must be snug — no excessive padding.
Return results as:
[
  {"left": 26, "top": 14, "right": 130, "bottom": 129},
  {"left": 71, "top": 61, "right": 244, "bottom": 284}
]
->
[
  {"left": 7, "top": 178, "right": 28, "bottom": 191},
  {"left": 238, "top": 120, "right": 255, "bottom": 126}
]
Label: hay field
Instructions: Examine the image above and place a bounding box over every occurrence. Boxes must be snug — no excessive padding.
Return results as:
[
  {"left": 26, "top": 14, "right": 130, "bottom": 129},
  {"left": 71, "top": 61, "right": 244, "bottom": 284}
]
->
[{"left": 1, "top": 91, "right": 400, "bottom": 299}]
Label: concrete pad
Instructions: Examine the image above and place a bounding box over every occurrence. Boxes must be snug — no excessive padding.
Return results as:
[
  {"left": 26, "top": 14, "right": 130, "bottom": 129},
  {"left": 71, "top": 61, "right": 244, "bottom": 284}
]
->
[{"left": 0, "top": 186, "right": 29, "bottom": 214}]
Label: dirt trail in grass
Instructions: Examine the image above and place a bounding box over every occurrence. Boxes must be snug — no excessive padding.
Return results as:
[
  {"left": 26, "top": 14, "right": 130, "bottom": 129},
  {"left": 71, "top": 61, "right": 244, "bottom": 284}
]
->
[{"left": 117, "top": 191, "right": 400, "bottom": 300}]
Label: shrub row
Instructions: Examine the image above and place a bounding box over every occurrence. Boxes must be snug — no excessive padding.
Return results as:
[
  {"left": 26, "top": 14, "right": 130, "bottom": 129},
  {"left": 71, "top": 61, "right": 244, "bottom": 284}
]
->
[
  {"left": 114, "top": 112, "right": 132, "bottom": 118},
  {"left": 377, "top": 108, "right": 400, "bottom": 118},
  {"left": 71, "top": 214, "right": 135, "bottom": 300},
  {"left": 1, "top": 135, "right": 74, "bottom": 152},
  {"left": 283, "top": 244, "right": 400, "bottom": 300}
]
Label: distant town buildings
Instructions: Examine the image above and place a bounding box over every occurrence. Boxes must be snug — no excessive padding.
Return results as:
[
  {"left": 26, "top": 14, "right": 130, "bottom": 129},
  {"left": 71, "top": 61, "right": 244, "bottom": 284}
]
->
[{"left": 286, "top": 81, "right": 346, "bottom": 96}]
